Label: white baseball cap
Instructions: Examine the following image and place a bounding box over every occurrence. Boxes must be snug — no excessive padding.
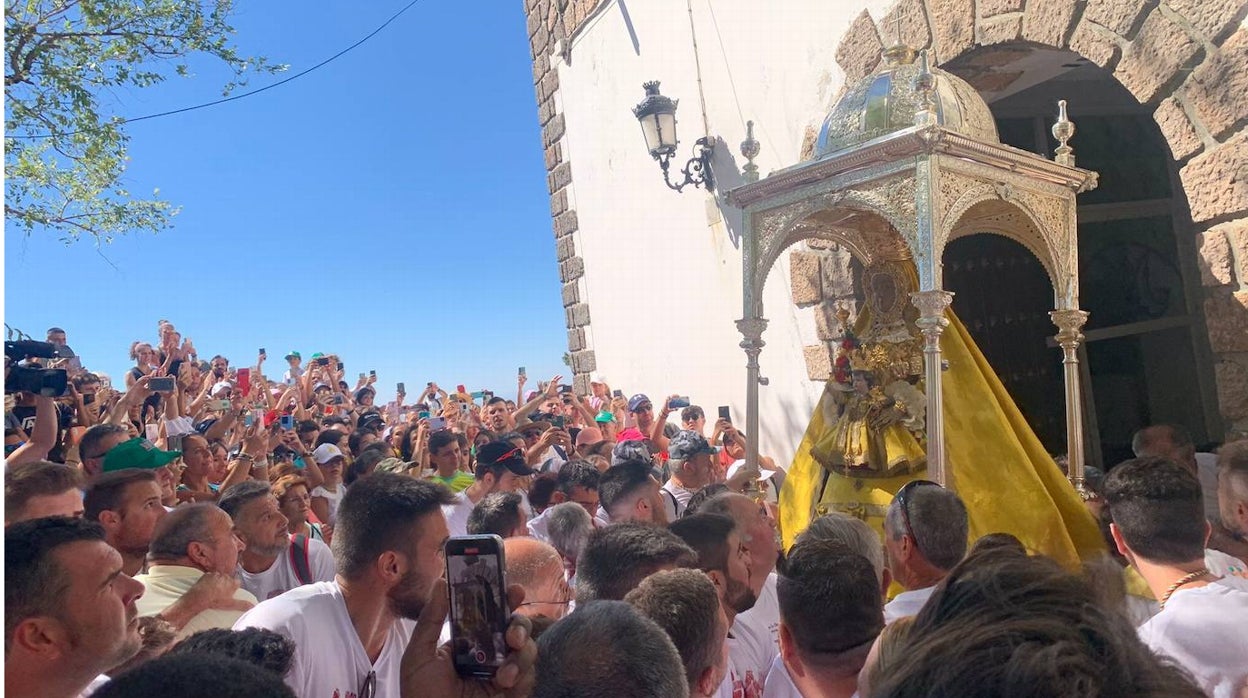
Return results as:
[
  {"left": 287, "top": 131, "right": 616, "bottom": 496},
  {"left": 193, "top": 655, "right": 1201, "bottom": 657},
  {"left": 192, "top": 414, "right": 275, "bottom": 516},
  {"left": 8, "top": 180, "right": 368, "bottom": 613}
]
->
[{"left": 312, "top": 443, "right": 346, "bottom": 465}]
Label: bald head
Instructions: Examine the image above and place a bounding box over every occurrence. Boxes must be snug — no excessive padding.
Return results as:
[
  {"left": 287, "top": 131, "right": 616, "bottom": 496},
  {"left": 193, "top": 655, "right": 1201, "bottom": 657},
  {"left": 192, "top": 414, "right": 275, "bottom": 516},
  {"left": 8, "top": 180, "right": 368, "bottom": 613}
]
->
[
  {"left": 505, "top": 537, "right": 570, "bottom": 620},
  {"left": 1132, "top": 425, "right": 1196, "bottom": 473}
]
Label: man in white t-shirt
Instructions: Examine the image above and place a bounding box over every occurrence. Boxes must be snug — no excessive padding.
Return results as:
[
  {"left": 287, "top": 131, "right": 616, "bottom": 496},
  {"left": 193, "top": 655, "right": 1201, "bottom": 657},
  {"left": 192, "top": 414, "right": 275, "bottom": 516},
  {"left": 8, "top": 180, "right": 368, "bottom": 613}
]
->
[
  {"left": 881, "top": 480, "right": 968, "bottom": 624},
  {"left": 442, "top": 440, "right": 536, "bottom": 538},
  {"left": 1104, "top": 457, "right": 1248, "bottom": 697},
  {"left": 219, "top": 481, "right": 335, "bottom": 601},
  {"left": 662, "top": 431, "right": 718, "bottom": 521},
  {"left": 234, "top": 474, "right": 537, "bottom": 698},
  {"left": 670, "top": 513, "right": 765, "bottom": 698},
  {"left": 766, "top": 539, "right": 884, "bottom": 698}
]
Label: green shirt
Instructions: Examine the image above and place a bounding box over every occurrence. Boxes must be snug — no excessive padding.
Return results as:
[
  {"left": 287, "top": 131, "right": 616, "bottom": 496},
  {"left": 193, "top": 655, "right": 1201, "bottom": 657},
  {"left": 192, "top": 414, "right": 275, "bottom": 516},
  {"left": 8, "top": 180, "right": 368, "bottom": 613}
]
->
[{"left": 433, "top": 471, "right": 475, "bottom": 493}]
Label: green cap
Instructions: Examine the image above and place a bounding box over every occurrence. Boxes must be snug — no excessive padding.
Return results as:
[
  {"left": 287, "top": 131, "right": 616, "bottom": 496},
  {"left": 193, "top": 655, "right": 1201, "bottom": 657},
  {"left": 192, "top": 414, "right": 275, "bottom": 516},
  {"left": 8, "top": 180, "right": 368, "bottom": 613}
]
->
[
  {"left": 594, "top": 410, "right": 616, "bottom": 423},
  {"left": 102, "top": 438, "right": 182, "bottom": 472},
  {"left": 284, "top": 350, "right": 301, "bottom": 360},
  {"left": 310, "top": 352, "right": 325, "bottom": 359}
]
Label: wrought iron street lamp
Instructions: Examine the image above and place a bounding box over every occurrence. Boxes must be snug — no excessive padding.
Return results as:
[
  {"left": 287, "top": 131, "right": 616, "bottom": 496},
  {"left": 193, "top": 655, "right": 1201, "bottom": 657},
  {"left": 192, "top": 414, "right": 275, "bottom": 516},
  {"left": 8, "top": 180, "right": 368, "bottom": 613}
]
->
[{"left": 632, "top": 81, "right": 714, "bottom": 193}]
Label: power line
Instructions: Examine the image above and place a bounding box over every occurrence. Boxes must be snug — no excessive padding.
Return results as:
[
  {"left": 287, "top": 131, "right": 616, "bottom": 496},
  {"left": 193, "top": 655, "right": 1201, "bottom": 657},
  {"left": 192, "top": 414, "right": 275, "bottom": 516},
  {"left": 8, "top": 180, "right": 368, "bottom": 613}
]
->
[{"left": 11, "top": 0, "right": 423, "bottom": 140}]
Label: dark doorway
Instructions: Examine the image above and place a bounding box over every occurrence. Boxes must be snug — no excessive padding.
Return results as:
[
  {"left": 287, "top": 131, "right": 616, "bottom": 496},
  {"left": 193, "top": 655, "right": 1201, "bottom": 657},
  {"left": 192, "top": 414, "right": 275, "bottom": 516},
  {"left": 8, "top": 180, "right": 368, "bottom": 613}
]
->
[{"left": 944, "top": 45, "right": 1221, "bottom": 468}]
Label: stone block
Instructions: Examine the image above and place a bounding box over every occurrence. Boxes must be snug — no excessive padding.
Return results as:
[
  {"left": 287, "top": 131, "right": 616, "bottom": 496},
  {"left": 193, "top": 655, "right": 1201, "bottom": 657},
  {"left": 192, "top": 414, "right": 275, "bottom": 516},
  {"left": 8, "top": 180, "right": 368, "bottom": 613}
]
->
[
  {"left": 1203, "top": 290, "right": 1248, "bottom": 353},
  {"left": 1180, "top": 132, "right": 1248, "bottom": 223},
  {"left": 554, "top": 209, "right": 579, "bottom": 237},
  {"left": 881, "top": 0, "right": 932, "bottom": 51},
  {"left": 1224, "top": 219, "right": 1248, "bottom": 285},
  {"left": 1153, "top": 97, "right": 1203, "bottom": 160},
  {"left": 928, "top": 0, "right": 975, "bottom": 63},
  {"left": 531, "top": 23, "right": 550, "bottom": 58},
  {"left": 789, "top": 251, "right": 823, "bottom": 306},
  {"left": 1186, "top": 30, "right": 1248, "bottom": 141},
  {"left": 1022, "top": 0, "right": 1080, "bottom": 46},
  {"left": 544, "top": 142, "right": 562, "bottom": 171},
  {"left": 1069, "top": 20, "right": 1122, "bottom": 69},
  {"left": 804, "top": 344, "right": 833, "bottom": 381},
  {"left": 1197, "top": 227, "right": 1234, "bottom": 286},
  {"left": 820, "top": 248, "right": 856, "bottom": 299},
  {"left": 567, "top": 327, "right": 585, "bottom": 352},
  {"left": 537, "top": 97, "right": 555, "bottom": 127},
  {"left": 978, "top": 0, "right": 1025, "bottom": 18},
  {"left": 561, "top": 280, "right": 579, "bottom": 306},
  {"left": 1114, "top": 10, "right": 1202, "bottom": 104},
  {"left": 1083, "top": 0, "right": 1154, "bottom": 36},
  {"left": 550, "top": 188, "right": 568, "bottom": 216},
  {"left": 526, "top": 8, "right": 542, "bottom": 38},
  {"left": 836, "top": 11, "right": 883, "bottom": 85},
  {"left": 977, "top": 15, "right": 1024, "bottom": 45},
  {"left": 532, "top": 52, "right": 549, "bottom": 86},
  {"left": 566, "top": 303, "right": 591, "bottom": 328},
  {"left": 555, "top": 235, "right": 575, "bottom": 263},
  {"left": 538, "top": 69, "right": 560, "bottom": 103},
  {"left": 571, "top": 349, "right": 597, "bottom": 374},
  {"left": 559, "top": 255, "right": 585, "bottom": 282},
  {"left": 542, "top": 113, "right": 565, "bottom": 147},
  {"left": 548, "top": 162, "right": 573, "bottom": 193},
  {"left": 1164, "top": 0, "right": 1248, "bottom": 42},
  {"left": 1215, "top": 357, "right": 1248, "bottom": 420}
]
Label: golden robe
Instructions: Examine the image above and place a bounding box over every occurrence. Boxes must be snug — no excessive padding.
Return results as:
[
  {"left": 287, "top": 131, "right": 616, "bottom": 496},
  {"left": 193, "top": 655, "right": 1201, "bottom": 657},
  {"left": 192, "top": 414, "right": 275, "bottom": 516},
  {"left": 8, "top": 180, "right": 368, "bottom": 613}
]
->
[{"left": 780, "top": 311, "right": 1105, "bottom": 570}]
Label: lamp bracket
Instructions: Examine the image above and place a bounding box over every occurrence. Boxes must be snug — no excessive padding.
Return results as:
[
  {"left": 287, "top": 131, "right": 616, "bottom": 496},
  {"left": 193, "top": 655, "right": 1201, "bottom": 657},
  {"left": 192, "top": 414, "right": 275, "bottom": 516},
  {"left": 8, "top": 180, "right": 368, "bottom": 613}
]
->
[{"left": 655, "top": 136, "right": 715, "bottom": 193}]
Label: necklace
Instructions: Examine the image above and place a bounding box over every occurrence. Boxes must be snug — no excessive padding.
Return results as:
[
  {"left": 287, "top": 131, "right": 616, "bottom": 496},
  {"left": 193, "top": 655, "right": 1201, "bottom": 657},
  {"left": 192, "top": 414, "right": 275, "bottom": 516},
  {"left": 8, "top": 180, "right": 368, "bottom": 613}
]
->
[{"left": 1159, "top": 568, "right": 1209, "bottom": 609}]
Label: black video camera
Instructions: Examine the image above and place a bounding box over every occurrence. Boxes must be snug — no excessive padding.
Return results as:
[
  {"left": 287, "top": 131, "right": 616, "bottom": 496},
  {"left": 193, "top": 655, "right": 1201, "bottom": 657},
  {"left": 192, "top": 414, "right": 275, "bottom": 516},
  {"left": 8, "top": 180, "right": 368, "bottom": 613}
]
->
[{"left": 4, "top": 341, "right": 69, "bottom": 397}]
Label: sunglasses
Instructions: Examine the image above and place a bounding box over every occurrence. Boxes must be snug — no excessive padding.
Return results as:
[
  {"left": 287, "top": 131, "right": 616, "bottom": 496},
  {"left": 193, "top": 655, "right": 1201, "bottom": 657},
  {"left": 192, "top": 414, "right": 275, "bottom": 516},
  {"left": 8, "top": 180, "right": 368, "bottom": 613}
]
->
[
  {"left": 894, "top": 479, "right": 941, "bottom": 556},
  {"left": 492, "top": 446, "right": 524, "bottom": 464}
]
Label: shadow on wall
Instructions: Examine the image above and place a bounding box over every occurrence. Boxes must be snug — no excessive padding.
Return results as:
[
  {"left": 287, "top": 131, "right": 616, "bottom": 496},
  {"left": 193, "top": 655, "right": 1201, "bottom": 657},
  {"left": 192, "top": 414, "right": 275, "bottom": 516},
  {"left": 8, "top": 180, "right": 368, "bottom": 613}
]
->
[
  {"left": 760, "top": 381, "right": 821, "bottom": 467},
  {"left": 712, "top": 135, "right": 746, "bottom": 250}
]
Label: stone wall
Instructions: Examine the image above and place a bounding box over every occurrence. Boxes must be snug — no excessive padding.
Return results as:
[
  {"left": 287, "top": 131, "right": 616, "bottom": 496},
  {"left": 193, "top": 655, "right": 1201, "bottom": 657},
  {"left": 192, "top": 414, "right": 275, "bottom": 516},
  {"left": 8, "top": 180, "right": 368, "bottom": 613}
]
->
[
  {"left": 524, "top": 0, "right": 607, "bottom": 394},
  {"left": 825, "top": 0, "right": 1248, "bottom": 438}
]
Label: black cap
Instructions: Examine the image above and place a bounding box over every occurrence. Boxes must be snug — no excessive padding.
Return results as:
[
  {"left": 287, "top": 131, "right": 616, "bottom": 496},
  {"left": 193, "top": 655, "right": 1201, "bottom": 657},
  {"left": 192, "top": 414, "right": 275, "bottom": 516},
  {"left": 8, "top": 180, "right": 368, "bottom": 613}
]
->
[{"left": 476, "top": 440, "right": 538, "bottom": 477}]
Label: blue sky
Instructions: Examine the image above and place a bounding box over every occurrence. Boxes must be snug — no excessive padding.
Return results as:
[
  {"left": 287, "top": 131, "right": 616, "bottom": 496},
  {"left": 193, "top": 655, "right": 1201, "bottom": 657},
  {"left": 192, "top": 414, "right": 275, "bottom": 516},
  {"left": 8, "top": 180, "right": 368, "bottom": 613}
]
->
[{"left": 4, "top": 2, "right": 568, "bottom": 402}]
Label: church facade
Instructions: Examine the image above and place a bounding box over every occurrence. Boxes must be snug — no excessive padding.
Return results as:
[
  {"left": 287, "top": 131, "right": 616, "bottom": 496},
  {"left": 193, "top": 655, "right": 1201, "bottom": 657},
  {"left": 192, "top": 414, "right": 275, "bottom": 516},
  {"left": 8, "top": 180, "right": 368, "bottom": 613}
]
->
[{"left": 520, "top": 0, "right": 1248, "bottom": 467}]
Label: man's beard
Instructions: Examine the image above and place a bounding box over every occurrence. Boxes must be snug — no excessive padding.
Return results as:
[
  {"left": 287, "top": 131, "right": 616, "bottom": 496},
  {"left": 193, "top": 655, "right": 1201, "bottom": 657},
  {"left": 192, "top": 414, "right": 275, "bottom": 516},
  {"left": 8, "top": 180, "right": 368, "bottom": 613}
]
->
[
  {"left": 726, "top": 576, "right": 757, "bottom": 615},
  {"left": 388, "top": 567, "right": 432, "bottom": 621}
]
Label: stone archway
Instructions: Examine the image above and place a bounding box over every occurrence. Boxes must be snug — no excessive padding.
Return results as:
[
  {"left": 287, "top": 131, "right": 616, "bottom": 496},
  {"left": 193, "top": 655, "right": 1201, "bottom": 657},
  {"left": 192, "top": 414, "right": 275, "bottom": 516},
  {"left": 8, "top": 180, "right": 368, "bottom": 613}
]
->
[{"left": 806, "top": 0, "right": 1248, "bottom": 438}]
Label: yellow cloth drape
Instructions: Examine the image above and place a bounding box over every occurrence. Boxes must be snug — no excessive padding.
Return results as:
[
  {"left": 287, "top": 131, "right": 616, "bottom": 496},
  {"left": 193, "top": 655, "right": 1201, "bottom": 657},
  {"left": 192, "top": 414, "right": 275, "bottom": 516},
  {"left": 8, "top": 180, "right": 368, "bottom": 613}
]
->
[{"left": 779, "top": 310, "right": 1105, "bottom": 570}]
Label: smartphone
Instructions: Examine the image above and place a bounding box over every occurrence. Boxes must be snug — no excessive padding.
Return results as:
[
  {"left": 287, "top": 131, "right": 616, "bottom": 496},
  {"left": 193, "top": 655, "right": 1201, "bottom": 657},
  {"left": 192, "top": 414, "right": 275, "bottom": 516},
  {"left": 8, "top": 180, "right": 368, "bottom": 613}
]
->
[
  {"left": 553, "top": 415, "right": 566, "bottom": 429},
  {"left": 237, "top": 368, "right": 251, "bottom": 397},
  {"left": 337, "top": 362, "right": 345, "bottom": 371},
  {"left": 470, "top": 391, "right": 485, "bottom": 400},
  {"left": 518, "top": 366, "right": 525, "bottom": 377},
  {"left": 214, "top": 399, "right": 232, "bottom": 411},
  {"left": 333, "top": 395, "right": 344, "bottom": 405},
  {"left": 280, "top": 414, "right": 294, "bottom": 430},
  {"left": 167, "top": 434, "right": 184, "bottom": 453},
  {"left": 558, "top": 385, "right": 573, "bottom": 395},
  {"left": 315, "top": 357, "right": 330, "bottom": 367},
  {"left": 243, "top": 412, "right": 255, "bottom": 428},
  {"left": 718, "top": 405, "right": 731, "bottom": 422},
  {"left": 613, "top": 389, "right": 624, "bottom": 398},
  {"left": 457, "top": 384, "right": 467, "bottom": 394},
  {"left": 668, "top": 396, "right": 690, "bottom": 409},
  {"left": 359, "top": 372, "right": 367, "bottom": 381},
  {"left": 259, "top": 348, "right": 266, "bottom": 356},
  {"left": 370, "top": 370, "right": 376, "bottom": 376},
  {"left": 429, "top": 416, "right": 447, "bottom": 430},
  {"left": 418, "top": 411, "right": 431, "bottom": 419},
  {"left": 446, "top": 535, "right": 509, "bottom": 678},
  {"left": 144, "top": 423, "right": 160, "bottom": 441},
  {"left": 397, "top": 382, "right": 406, "bottom": 394},
  {"left": 148, "top": 376, "right": 176, "bottom": 393}
]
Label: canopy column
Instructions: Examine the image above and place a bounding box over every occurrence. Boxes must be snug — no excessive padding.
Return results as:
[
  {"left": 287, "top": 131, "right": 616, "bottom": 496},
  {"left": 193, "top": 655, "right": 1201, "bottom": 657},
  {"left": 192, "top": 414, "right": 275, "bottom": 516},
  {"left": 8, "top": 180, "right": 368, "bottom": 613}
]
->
[
  {"left": 736, "top": 317, "right": 769, "bottom": 475},
  {"left": 1050, "top": 308, "right": 1092, "bottom": 500},
  {"left": 911, "top": 289, "right": 954, "bottom": 487}
]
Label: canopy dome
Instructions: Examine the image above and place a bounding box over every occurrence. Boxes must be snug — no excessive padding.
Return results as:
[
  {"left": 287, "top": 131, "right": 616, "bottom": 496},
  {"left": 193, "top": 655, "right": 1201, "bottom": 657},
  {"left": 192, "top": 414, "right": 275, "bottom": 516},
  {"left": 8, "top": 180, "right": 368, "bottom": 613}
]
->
[{"left": 813, "top": 44, "right": 999, "bottom": 159}]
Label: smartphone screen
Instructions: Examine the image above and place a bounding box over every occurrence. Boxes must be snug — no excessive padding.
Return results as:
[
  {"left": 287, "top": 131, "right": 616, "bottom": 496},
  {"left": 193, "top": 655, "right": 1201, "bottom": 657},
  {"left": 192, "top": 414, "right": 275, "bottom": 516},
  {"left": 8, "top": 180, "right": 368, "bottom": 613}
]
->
[
  {"left": 259, "top": 348, "right": 266, "bottom": 356},
  {"left": 518, "top": 366, "right": 525, "bottom": 376},
  {"left": 613, "top": 389, "right": 624, "bottom": 398},
  {"left": 718, "top": 405, "right": 731, "bottom": 421},
  {"left": 446, "top": 535, "right": 509, "bottom": 678},
  {"left": 397, "top": 382, "right": 406, "bottom": 394},
  {"left": 280, "top": 414, "right": 294, "bottom": 430},
  {"left": 429, "top": 416, "right": 447, "bottom": 430},
  {"left": 553, "top": 415, "right": 566, "bottom": 429},
  {"left": 148, "top": 377, "right": 176, "bottom": 393},
  {"left": 237, "top": 368, "right": 251, "bottom": 397},
  {"left": 370, "top": 370, "right": 376, "bottom": 376}
]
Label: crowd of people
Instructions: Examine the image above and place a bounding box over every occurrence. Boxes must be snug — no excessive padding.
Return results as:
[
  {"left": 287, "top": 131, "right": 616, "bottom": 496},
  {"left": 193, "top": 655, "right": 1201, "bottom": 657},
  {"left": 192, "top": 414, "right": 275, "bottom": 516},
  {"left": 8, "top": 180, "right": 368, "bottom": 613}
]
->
[{"left": 5, "top": 321, "right": 1248, "bottom": 697}]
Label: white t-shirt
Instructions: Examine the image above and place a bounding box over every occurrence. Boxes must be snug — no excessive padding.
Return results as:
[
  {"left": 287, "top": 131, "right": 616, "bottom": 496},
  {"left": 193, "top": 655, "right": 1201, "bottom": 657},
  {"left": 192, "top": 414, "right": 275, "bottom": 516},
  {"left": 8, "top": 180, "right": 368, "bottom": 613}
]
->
[
  {"left": 734, "top": 572, "right": 781, "bottom": 673},
  {"left": 442, "top": 491, "right": 476, "bottom": 538},
  {"left": 236, "top": 536, "right": 336, "bottom": 601},
  {"left": 311, "top": 484, "right": 345, "bottom": 526},
  {"left": 1137, "top": 581, "right": 1248, "bottom": 698},
  {"left": 1205, "top": 548, "right": 1248, "bottom": 589},
  {"left": 761, "top": 654, "right": 802, "bottom": 698},
  {"left": 883, "top": 585, "right": 935, "bottom": 624},
  {"left": 660, "top": 480, "right": 697, "bottom": 521},
  {"left": 235, "top": 581, "right": 416, "bottom": 698},
  {"left": 1196, "top": 452, "right": 1221, "bottom": 524}
]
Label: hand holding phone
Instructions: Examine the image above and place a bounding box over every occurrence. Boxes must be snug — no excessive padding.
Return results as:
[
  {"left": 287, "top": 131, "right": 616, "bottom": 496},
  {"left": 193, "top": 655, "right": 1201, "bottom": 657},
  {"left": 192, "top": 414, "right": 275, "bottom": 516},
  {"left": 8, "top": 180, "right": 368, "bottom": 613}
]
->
[
  {"left": 446, "top": 535, "right": 509, "bottom": 678},
  {"left": 718, "top": 405, "right": 731, "bottom": 422},
  {"left": 397, "top": 382, "right": 406, "bottom": 394},
  {"left": 148, "top": 376, "right": 176, "bottom": 393}
]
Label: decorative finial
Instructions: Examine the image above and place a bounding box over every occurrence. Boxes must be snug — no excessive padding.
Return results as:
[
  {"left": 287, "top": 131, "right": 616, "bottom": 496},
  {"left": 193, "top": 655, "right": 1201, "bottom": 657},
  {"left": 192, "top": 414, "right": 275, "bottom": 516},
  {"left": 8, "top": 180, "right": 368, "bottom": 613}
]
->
[
  {"left": 913, "top": 49, "right": 938, "bottom": 127},
  {"left": 740, "top": 120, "right": 760, "bottom": 183},
  {"left": 1052, "top": 99, "right": 1076, "bottom": 167},
  {"left": 881, "top": 4, "right": 917, "bottom": 65}
]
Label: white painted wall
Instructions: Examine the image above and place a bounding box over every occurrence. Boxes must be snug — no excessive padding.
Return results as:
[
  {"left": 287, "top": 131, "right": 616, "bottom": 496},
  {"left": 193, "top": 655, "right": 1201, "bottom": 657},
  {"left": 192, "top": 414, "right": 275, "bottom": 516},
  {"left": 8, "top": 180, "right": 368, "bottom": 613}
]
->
[{"left": 554, "top": 0, "right": 896, "bottom": 466}]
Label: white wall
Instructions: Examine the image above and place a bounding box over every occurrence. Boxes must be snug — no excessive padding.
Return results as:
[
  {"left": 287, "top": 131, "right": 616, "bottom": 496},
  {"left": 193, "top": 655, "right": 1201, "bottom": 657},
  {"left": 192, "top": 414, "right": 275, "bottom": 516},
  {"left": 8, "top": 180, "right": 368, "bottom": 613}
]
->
[{"left": 555, "top": 0, "right": 895, "bottom": 465}]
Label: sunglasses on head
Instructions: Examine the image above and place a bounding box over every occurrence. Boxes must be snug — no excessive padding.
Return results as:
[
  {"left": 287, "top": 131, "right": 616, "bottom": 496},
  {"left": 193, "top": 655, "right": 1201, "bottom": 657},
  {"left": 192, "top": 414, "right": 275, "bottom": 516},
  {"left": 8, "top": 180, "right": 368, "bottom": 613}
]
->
[
  {"left": 492, "top": 447, "right": 523, "bottom": 464},
  {"left": 894, "top": 479, "right": 942, "bottom": 555}
]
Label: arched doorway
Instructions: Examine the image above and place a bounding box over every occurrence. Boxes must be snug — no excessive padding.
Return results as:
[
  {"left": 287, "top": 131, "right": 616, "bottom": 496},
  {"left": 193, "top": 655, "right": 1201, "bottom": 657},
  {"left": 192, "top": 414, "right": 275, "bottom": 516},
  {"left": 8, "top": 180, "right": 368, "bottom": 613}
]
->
[{"left": 942, "top": 44, "right": 1221, "bottom": 467}]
